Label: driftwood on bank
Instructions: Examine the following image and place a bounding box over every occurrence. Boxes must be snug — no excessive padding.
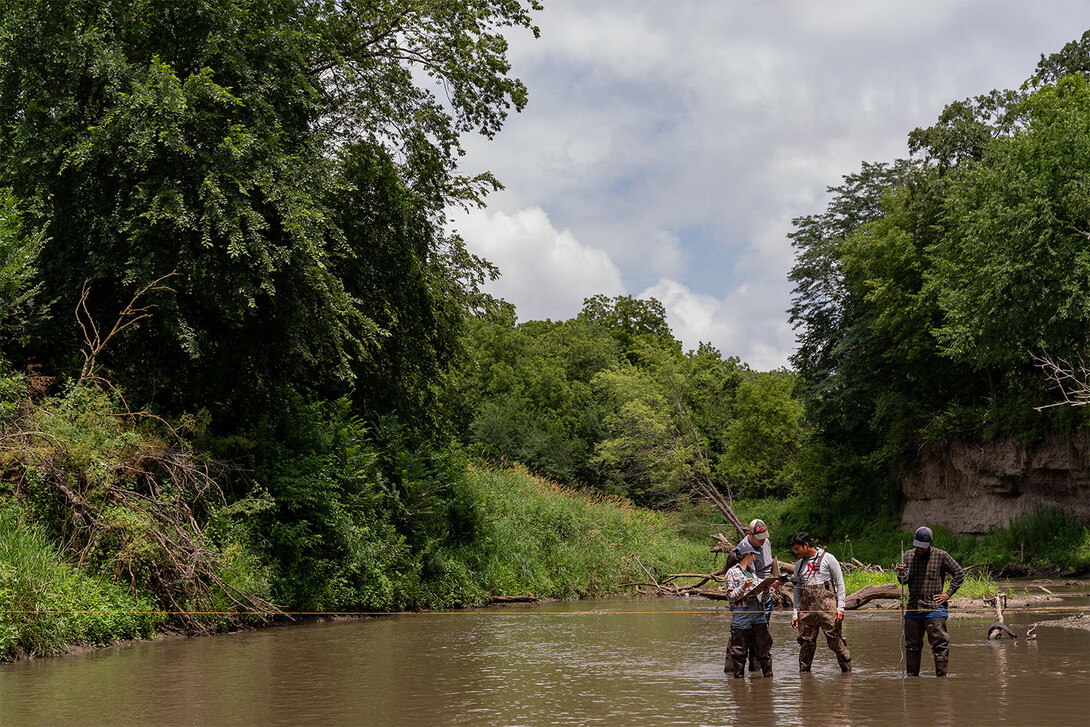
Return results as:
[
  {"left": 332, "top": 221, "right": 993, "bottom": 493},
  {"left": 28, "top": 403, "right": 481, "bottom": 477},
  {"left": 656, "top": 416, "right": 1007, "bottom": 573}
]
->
[
  {"left": 485, "top": 595, "right": 539, "bottom": 604},
  {"left": 985, "top": 594, "right": 1017, "bottom": 639}
]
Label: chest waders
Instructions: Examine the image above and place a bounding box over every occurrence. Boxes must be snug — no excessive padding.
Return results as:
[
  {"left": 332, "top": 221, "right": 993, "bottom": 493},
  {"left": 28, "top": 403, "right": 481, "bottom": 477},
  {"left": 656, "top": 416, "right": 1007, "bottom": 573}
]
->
[
  {"left": 725, "top": 584, "right": 773, "bottom": 678},
  {"left": 794, "top": 553, "right": 851, "bottom": 673}
]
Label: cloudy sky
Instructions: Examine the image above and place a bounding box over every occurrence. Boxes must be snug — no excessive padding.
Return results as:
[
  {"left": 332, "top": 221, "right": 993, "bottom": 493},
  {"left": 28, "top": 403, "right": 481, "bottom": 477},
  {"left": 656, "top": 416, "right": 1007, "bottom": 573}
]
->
[{"left": 447, "top": 0, "right": 1090, "bottom": 370}]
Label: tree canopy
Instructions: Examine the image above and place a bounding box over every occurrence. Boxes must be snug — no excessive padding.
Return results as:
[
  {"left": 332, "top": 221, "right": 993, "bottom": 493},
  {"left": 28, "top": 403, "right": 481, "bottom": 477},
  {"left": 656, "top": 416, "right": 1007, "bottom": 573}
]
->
[
  {"left": 787, "top": 29, "right": 1090, "bottom": 526},
  {"left": 0, "top": 0, "right": 539, "bottom": 425}
]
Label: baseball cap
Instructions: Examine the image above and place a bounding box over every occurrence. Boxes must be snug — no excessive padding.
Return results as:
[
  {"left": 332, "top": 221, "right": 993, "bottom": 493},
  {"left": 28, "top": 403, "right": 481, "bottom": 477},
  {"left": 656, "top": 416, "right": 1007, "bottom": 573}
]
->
[
  {"left": 748, "top": 519, "right": 769, "bottom": 542},
  {"left": 913, "top": 526, "right": 934, "bottom": 549},
  {"left": 735, "top": 539, "right": 759, "bottom": 557}
]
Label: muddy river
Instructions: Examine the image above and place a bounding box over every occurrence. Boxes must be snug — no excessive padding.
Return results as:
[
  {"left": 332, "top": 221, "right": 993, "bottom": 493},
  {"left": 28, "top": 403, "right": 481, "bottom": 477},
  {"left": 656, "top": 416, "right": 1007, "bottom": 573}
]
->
[{"left": 2, "top": 590, "right": 1088, "bottom": 725}]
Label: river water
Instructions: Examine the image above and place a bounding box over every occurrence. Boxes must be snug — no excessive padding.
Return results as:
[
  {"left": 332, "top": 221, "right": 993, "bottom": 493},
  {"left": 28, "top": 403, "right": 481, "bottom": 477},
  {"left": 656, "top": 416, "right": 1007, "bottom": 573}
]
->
[{"left": 2, "top": 594, "right": 1088, "bottom": 726}]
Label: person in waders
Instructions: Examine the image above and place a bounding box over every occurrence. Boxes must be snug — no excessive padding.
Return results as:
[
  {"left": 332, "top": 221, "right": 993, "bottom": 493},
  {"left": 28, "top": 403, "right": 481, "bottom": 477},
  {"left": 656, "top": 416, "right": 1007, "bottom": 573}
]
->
[
  {"left": 724, "top": 539, "right": 773, "bottom": 678},
  {"left": 744, "top": 519, "right": 782, "bottom": 673},
  {"left": 895, "top": 526, "right": 965, "bottom": 677},
  {"left": 789, "top": 531, "right": 851, "bottom": 673}
]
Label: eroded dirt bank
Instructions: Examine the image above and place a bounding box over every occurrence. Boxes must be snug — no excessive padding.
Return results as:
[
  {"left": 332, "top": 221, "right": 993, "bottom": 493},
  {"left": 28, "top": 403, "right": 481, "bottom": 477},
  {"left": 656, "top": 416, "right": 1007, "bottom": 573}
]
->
[{"left": 902, "top": 431, "right": 1090, "bottom": 533}]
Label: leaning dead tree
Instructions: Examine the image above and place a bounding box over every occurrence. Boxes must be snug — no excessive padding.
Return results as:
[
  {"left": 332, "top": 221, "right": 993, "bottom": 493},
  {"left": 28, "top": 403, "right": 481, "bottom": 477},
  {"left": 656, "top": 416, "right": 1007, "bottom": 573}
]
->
[
  {"left": 660, "top": 369, "right": 747, "bottom": 539},
  {"left": 1031, "top": 351, "right": 1090, "bottom": 410}
]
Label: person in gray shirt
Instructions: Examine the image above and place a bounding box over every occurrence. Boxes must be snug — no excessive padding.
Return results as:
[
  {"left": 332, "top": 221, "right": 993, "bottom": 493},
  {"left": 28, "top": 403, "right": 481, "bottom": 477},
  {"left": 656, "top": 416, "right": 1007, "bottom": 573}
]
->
[{"left": 789, "top": 531, "right": 851, "bottom": 673}]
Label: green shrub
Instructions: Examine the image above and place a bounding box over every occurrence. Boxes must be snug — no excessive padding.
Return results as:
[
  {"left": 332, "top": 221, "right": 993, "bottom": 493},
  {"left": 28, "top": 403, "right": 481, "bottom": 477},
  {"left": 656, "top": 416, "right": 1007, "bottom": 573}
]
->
[
  {"left": 979, "top": 506, "right": 1090, "bottom": 574},
  {"left": 0, "top": 503, "right": 161, "bottom": 661}
]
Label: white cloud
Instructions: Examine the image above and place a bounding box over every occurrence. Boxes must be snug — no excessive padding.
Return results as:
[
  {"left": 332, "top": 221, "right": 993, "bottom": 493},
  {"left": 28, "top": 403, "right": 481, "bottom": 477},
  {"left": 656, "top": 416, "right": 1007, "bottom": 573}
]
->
[
  {"left": 450, "top": 206, "right": 625, "bottom": 322},
  {"left": 453, "top": 2, "right": 1088, "bottom": 368},
  {"left": 639, "top": 279, "right": 795, "bottom": 371}
]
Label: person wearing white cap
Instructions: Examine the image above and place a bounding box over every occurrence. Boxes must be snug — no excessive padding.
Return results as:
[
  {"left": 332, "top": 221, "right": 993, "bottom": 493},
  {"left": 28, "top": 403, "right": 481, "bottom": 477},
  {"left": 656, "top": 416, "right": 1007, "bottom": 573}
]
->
[
  {"left": 895, "top": 526, "right": 965, "bottom": 676},
  {"left": 723, "top": 539, "right": 774, "bottom": 678}
]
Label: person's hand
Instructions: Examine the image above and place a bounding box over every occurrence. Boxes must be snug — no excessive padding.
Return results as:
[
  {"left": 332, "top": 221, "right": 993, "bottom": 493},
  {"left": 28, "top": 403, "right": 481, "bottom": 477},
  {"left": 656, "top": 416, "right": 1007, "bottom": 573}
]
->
[
  {"left": 835, "top": 610, "right": 844, "bottom": 623},
  {"left": 770, "top": 579, "right": 782, "bottom": 591},
  {"left": 933, "top": 593, "right": 949, "bottom": 605},
  {"left": 744, "top": 578, "right": 754, "bottom": 589},
  {"left": 791, "top": 616, "right": 799, "bottom": 629},
  {"left": 895, "top": 563, "right": 905, "bottom": 574}
]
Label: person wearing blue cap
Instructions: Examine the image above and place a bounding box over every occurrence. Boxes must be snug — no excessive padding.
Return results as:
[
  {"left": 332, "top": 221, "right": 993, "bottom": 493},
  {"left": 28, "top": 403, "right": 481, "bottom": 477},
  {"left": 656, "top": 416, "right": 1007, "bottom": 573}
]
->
[
  {"left": 895, "top": 526, "right": 965, "bottom": 676},
  {"left": 723, "top": 539, "right": 774, "bottom": 678}
]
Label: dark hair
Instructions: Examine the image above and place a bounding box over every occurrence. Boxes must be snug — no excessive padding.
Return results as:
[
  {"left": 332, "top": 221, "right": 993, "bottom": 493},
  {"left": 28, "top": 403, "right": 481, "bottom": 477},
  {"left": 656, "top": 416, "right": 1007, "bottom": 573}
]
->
[
  {"left": 722, "top": 550, "right": 741, "bottom": 570},
  {"left": 789, "top": 531, "right": 814, "bottom": 548}
]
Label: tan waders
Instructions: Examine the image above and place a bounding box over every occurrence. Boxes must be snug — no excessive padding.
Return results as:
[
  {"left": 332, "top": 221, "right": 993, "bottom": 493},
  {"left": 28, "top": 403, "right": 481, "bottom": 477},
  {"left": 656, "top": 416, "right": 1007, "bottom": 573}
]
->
[{"left": 796, "top": 583, "right": 851, "bottom": 672}]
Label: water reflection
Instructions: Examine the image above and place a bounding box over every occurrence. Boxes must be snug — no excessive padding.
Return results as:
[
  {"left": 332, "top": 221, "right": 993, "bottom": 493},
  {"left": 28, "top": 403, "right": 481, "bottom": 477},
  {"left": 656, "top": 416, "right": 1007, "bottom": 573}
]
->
[{"left": 1, "top": 597, "right": 1088, "bottom": 726}]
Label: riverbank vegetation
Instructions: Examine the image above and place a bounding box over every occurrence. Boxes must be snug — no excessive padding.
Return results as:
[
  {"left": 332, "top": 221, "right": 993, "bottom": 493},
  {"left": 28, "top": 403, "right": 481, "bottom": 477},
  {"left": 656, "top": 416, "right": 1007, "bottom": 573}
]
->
[{"left": 2, "top": 5, "right": 1089, "bottom": 661}]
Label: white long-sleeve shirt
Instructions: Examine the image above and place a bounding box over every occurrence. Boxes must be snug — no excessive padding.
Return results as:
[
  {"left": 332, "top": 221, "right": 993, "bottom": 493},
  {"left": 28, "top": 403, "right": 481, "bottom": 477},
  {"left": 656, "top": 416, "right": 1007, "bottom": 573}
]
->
[{"left": 791, "top": 548, "right": 846, "bottom": 618}]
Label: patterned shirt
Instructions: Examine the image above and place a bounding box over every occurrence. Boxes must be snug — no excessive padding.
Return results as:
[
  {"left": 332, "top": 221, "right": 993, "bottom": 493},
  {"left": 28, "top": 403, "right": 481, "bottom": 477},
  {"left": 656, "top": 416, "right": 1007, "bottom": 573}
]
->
[
  {"left": 725, "top": 564, "right": 768, "bottom": 604},
  {"left": 896, "top": 546, "right": 965, "bottom": 617}
]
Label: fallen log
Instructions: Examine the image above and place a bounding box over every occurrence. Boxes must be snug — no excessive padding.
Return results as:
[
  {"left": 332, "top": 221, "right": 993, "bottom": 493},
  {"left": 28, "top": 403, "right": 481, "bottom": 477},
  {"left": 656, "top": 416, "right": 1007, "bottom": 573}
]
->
[
  {"left": 486, "top": 595, "right": 539, "bottom": 604},
  {"left": 844, "top": 583, "right": 901, "bottom": 610}
]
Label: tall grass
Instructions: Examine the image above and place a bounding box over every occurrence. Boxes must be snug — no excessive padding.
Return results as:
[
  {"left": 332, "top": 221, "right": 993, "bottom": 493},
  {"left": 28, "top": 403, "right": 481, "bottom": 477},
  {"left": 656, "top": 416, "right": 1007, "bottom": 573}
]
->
[
  {"left": 446, "top": 464, "right": 716, "bottom": 602},
  {"left": 0, "top": 503, "right": 162, "bottom": 661}
]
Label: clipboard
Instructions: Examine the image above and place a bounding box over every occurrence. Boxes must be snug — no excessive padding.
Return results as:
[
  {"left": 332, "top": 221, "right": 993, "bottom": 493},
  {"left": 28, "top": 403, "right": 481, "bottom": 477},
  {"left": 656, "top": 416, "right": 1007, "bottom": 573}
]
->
[
  {"left": 746, "top": 577, "right": 776, "bottom": 596},
  {"left": 733, "top": 577, "right": 776, "bottom": 602}
]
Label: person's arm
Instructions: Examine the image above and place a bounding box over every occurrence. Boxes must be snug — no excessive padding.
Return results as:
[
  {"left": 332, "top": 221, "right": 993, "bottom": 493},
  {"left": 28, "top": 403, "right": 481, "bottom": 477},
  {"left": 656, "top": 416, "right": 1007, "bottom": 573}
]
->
[
  {"left": 895, "top": 551, "right": 911, "bottom": 584},
  {"left": 726, "top": 568, "right": 751, "bottom": 601},
  {"left": 790, "top": 560, "right": 802, "bottom": 622},
  {"left": 826, "top": 555, "right": 846, "bottom": 613},
  {"left": 944, "top": 551, "right": 965, "bottom": 597}
]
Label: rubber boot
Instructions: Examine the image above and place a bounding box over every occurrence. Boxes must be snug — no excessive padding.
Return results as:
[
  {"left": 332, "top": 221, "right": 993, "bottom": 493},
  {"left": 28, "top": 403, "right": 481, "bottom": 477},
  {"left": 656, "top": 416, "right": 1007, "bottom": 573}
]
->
[
  {"left": 934, "top": 655, "right": 948, "bottom": 677},
  {"left": 751, "top": 622, "right": 773, "bottom": 677},
  {"left": 726, "top": 629, "right": 751, "bottom": 677},
  {"left": 906, "top": 651, "right": 921, "bottom": 677},
  {"left": 759, "top": 659, "right": 773, "bottom": 678},
  {"left": 797, "top": 633, "right": 816, "bottom": 673}
]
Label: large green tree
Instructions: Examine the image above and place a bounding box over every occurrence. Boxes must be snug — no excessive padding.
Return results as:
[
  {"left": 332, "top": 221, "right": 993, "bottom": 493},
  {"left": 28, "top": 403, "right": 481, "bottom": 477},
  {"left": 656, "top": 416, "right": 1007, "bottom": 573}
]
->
[
  {"left": 0, "top": 0, "right": 539, "bottom": 425},
  {"left": 787, "top": 30, "right": 1090, "bottom": 532}
]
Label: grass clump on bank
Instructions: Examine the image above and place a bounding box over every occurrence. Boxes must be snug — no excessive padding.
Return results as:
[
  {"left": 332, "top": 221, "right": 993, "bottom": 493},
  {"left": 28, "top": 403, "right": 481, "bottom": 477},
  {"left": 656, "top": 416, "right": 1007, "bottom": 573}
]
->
[
  {"left": 451, "top": 464, "right": 716, "bottom": 601},
  {"left": 0, "top": 502, "right": 162, "bottom": 661}
]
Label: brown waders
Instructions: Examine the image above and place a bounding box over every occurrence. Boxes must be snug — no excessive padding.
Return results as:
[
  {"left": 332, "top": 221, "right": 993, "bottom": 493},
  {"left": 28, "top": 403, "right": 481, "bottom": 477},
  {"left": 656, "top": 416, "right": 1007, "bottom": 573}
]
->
[
  {"left": 796, "top": 583, "right": 851, "bottom": 672},
  {"left": 904, "top": 616, "right": 949, "bottom": 676},
  {"left": 726, "top": 624, "right": 773, "bottom": 677}
]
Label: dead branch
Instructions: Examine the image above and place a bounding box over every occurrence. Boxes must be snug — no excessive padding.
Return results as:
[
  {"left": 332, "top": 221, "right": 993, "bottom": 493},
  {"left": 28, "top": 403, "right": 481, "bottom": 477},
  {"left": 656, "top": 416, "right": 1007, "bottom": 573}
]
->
[
  {"left": 985, "top": 594, "right": 1017, "bottom": 639},
  {"left": 1031, "top": 350, "right": 1090, "bottom": 410},
  {"left": 76, "top": 273, "right": 176, "bottom": 384}
]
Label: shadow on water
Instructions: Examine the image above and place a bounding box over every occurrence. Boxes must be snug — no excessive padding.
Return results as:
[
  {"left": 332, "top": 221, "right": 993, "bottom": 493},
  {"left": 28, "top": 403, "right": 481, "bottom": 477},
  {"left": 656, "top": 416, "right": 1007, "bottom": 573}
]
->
[{"left": 1, "top": 594, "right": 1088, "bottom": 726}]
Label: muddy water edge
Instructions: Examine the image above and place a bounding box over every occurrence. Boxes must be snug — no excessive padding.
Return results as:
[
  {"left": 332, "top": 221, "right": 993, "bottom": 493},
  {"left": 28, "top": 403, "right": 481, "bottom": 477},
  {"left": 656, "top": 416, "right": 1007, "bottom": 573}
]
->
[{"left": 2, "top": 586, "right": 1088, "bottom": 726}]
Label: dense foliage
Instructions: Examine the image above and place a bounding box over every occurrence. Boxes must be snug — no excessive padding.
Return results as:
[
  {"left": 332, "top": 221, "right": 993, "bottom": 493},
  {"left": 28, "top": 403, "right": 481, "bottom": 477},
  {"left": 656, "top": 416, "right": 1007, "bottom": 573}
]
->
[
  {"left": 445, "top": 295, "right": 804, "bottom": 506},
  {"left": 3, "top": 3, "right": 1089, "bottom": 661},
  {"left": 0, "top": 0, "right": 537, "bottom": 423},
  {"left": 788, "top": 30, "right": 1090, "bottom": 532}
]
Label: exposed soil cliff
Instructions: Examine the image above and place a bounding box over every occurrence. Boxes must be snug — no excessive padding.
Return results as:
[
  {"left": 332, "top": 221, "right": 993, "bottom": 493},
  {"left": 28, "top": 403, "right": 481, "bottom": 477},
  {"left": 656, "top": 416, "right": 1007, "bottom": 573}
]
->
[{"left": 901, "top": 431, "right": 1090, "bottom": 533}]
